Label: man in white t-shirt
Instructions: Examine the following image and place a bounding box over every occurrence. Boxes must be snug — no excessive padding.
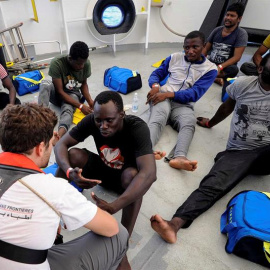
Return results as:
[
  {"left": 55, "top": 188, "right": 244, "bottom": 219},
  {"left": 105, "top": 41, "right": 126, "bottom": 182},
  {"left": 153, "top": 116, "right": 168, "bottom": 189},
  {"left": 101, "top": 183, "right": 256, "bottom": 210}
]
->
[{"left": 0, "top": 104, "right": 129, "bottom": 270}]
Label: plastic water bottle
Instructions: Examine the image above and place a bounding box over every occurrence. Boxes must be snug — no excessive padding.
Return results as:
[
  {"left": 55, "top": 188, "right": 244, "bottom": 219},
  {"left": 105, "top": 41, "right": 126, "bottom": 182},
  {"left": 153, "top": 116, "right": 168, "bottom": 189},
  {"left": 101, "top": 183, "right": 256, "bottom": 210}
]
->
[
  {"left": 32, "top": 95, "right": 38, "bottom": 104},
  {"left": 132, "top": 92, "right": 139, "bottom": 113}
]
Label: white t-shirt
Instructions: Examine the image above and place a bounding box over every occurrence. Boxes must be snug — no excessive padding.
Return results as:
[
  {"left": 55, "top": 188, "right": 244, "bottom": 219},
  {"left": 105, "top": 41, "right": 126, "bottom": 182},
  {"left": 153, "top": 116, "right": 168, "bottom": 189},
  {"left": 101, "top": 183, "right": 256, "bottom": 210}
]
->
[{"left": 0, "top": 173, "right": 97, "bottom": 270}]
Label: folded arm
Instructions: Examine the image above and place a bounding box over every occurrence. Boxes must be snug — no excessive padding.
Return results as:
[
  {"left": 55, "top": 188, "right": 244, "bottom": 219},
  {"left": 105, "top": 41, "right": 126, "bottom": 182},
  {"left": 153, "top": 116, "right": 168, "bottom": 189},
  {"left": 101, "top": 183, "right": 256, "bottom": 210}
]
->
[
  {"left": 148, "top": 56, "right": 171, "bottom": 87},
  {"left": 54, "top": 133, "right": 79, "bottom": 173},
  {"left": 53, "top": 78, "right": 91, "bottom": 115},
  {"left": 110, "top": 154, "right": 157, "bottom": 213},
  {"left": 253, "top": 44, "right": 269, "bottom": 68},
  {"left": 84, "top": 207, "right": 119, "bottom": 237},
  {"left": 219, "top": 46, "right": 246, "bottom": 70},
  {"left": 53, "top": 78, "right": 81, "bottom": 108}
]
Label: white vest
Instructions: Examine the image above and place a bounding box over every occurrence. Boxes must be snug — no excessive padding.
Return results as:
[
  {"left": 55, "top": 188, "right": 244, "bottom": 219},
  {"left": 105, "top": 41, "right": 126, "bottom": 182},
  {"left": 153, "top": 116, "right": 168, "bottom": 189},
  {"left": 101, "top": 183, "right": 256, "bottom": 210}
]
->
[{"left": 161, "top": 52, "right": 217, "bottom": 93}]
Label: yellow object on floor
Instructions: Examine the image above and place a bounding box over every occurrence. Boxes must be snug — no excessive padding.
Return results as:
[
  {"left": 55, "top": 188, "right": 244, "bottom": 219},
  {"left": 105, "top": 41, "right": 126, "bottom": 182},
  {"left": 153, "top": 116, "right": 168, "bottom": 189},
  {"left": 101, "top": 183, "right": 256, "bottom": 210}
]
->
[
  {"left": 73, "top": 108, "right": 86, "bottom": 125},
  {"left": 151, "top": 58, "right": 165, "bottom": 68}
]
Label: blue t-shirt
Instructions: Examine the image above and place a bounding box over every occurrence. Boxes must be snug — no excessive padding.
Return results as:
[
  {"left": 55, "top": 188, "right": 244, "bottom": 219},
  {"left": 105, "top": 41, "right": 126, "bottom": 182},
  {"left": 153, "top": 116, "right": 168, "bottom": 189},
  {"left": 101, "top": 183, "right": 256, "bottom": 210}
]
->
[{"left": 207, "top": 26, "right": 248, "bottom": 64}]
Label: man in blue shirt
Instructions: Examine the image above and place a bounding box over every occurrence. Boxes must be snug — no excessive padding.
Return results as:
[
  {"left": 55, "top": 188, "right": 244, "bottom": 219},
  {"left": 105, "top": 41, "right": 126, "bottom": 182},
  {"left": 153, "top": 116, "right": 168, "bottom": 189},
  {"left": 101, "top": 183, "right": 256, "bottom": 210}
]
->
[{"left": 146, "top": 31, "right": 217, "bottom": 171}]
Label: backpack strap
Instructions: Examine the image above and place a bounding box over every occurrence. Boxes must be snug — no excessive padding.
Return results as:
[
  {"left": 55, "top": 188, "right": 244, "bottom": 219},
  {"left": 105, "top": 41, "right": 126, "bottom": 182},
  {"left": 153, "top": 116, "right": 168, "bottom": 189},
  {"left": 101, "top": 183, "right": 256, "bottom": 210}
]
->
[
  {"left": 0, "top": 239, "right": 48, "bottom": 264},
  {"left": 18, "top": 178, "right": 61, "bottom": 217},
  {"left": 0, "top": 164, "right": 40, "bottom": 199},
  {"left": 0, "top": 164, "right": 49, "bottom": 264}
]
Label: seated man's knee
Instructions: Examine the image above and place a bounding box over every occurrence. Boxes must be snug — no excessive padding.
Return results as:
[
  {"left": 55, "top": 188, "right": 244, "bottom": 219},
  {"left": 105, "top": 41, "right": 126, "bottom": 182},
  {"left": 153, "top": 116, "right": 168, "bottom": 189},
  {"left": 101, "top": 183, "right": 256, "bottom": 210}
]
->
[
  {"left": 188, "top": 115, "right": 196, "bottom": 127},
  {"left": 240, "top": 62, "right": 249, "bottom": 73},
  {"left": 224, "top": 65, "right": 239, "bottom": 77},
  {"left": 39, "top": 80, "right": 53, "bottom": 92},
  {"left": 240, "top": 62, "right": 257, "bottom": 76},
  {"left": 61, "top": 104, "right": 75, "bottom": 116},
  {"left": 69, "top": 148, "right": 89, "bottom": 168},
  {"left": 177, "top": 116, "right": 196, "bottom": 131},
  {"left": 121, "top": 167, "right": 138, "bottom": 189}
]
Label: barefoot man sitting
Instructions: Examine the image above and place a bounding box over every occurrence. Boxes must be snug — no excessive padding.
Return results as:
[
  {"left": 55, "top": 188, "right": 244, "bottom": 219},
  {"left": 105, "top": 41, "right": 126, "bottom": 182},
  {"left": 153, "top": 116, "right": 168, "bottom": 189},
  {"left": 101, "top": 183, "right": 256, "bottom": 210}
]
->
[
  {"left": 151, "top": 54, "right": 270, "bottom": 243},
  {"left": 55, "top": 91, "right": 157, "bottom": 269},
  {"left": 146, "top": 31, "right": 217, "bottom": 171}
]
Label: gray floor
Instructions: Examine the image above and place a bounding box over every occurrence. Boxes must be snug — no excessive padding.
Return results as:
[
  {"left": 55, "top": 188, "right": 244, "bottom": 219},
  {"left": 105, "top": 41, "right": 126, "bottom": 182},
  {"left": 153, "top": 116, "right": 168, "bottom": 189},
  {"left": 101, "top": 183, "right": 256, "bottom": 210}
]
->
[{"left": 8, "top": 45, "right": 270, "bottom": 270}]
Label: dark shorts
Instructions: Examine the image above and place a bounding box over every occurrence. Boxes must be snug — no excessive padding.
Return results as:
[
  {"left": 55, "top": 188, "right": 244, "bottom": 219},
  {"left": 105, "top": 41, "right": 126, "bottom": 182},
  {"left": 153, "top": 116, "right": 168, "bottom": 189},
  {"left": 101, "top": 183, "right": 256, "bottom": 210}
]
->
[{"left": 81, "top": 149, "right": 125, "bottom": 194}]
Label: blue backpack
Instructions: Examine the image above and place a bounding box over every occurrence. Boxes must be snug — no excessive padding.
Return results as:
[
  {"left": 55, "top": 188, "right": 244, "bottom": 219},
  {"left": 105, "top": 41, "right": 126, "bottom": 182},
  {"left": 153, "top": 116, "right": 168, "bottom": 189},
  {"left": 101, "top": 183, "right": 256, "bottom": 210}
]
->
[
  {"left": 221, "top": 190, "right": 270, "bottom": 267},
  {"left": 104, "top": 66, "right": 142, "bottom": 94}
]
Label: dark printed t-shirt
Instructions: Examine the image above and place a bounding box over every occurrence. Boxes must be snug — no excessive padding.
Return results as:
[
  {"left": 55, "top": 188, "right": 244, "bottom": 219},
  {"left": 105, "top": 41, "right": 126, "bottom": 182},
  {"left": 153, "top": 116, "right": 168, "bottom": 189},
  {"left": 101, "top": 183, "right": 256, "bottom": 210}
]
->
[
  {"left": 69, "top": 114, "right": 153, "bottom": 170},
  {"left": 208, "top": 26, "right": 248, "bottom": 64},
  {"left": 49, "top": 55, "right": 91, "bottom": 93}
]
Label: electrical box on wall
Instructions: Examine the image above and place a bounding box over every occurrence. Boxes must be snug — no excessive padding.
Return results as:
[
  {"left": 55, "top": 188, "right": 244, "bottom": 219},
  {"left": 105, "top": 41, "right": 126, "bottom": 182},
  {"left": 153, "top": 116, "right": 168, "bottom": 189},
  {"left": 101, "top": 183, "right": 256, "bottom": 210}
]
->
[{"left": 151, "top": 0, "right": 165, "bottom": 8}]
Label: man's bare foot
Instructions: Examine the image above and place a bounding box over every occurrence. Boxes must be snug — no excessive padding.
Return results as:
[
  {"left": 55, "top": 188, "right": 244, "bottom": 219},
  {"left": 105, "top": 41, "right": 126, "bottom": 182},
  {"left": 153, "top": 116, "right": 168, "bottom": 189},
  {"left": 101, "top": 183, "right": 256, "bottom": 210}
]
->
[
  {"left": 116, "top": 255, "right": 131, "bottom": 270},
  {"left": 169, "top": 157, "right": 198, "bottom": 171},
  {"left": 214, "top": 78, "right": 224, "bottom": 86},
  {"left": 154, "top": 151, "right": 166, "bottom": 160},
  {"left": 150, "top": 214, "right": 177, "bottom": 244}
]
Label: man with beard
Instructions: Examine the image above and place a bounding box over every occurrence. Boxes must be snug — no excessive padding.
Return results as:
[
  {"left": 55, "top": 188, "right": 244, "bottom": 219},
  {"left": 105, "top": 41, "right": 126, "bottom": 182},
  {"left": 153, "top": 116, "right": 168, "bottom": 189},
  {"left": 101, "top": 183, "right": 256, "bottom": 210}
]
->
[
  {"left": 203, "top": 3, "right": 248, "bottom": 102},
  {"left": 55, "top": 91, "right": 156, "bottom": 269},
  {"left": 150, "top": 54, "right": 270, "bottom": 244}
]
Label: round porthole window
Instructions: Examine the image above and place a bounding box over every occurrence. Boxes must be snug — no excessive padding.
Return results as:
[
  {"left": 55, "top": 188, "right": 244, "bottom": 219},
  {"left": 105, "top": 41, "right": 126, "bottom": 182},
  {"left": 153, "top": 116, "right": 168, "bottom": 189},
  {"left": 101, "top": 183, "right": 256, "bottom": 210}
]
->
[
  {"left": 101, "top": 5, "right": 124, "bottom": 28},
  {"left": 92, "top": 0, "right": 136, "bottom": 35}
]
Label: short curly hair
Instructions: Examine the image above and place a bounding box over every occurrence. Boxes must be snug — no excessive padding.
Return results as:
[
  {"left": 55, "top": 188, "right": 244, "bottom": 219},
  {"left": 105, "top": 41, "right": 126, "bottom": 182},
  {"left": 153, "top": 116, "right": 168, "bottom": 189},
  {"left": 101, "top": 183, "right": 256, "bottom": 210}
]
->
[
  {"left": 69, "top": 41, "right": 89, "bottom": 60},
  {"left": 0, "top": 103, "right": 58, "bottom": 154},
  {"left": 94, "top": 91, "right": 123, "bottom": 112},
  {"left": 185, "top": 31, "right": 205, "bottom": 44},
  {"left": 227, "top": 3, "right": 245, "bottom": 17}
]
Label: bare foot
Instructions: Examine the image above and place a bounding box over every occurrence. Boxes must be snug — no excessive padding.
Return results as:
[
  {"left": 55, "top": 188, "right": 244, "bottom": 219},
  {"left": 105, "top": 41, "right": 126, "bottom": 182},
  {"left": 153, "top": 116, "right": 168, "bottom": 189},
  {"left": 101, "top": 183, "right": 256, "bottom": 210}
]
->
[
  {"left": 150, "top": 214, "right": 177, "bottom": 244},
  {"left": 116, "top": 255, "right": 131, "bottom": 270},
  {"left": 169, "top": 157, "right": 198, "bottom": 171},
  {"left": 154, "top": 151, "right": 166, "bottom": 160},
  {"left": 214, "top": 78, "right": 224, "bottom": 86}
]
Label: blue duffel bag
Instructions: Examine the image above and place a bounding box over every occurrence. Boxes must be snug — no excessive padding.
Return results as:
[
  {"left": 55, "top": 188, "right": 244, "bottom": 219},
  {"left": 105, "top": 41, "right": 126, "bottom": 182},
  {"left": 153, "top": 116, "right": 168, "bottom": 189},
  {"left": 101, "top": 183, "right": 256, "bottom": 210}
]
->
[
  {"left": 221, "top": 190, "right": 270, "bottom": 267},
  {"left": 104, "top": 66, "right": 142, "bottom": 95},
  {"left": 13, "top": 70, "right": 44, "bottom": 96}
]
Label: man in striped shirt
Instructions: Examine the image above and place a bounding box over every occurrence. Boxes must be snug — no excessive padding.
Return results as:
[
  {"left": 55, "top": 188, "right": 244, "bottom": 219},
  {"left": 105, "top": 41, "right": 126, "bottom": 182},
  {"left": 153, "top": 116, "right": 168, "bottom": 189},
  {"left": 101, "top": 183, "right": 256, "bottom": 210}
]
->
[{"left": 0, "top": 64, "right": 20, "bottom": 109}]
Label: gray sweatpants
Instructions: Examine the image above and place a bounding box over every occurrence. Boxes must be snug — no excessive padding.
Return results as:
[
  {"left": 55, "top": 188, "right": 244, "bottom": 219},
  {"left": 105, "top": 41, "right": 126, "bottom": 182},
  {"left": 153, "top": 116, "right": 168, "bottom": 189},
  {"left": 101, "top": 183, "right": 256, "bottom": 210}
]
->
[
  {"left": 48, "top": 224, "right": 129, "bottom": 270},
  {"left": 148, "top": 99, "right": 196, "bottom": 159},
  {"left": 38, "top": 80, "right": 82, "bottom": 131}
]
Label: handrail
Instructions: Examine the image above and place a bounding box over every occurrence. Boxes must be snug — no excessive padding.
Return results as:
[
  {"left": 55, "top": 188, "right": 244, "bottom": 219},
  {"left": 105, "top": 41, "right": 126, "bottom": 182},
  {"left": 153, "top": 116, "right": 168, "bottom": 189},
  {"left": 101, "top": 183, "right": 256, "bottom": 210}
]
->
[{"left": 25, "top": 40, "right": 62, "bottom": 55}]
